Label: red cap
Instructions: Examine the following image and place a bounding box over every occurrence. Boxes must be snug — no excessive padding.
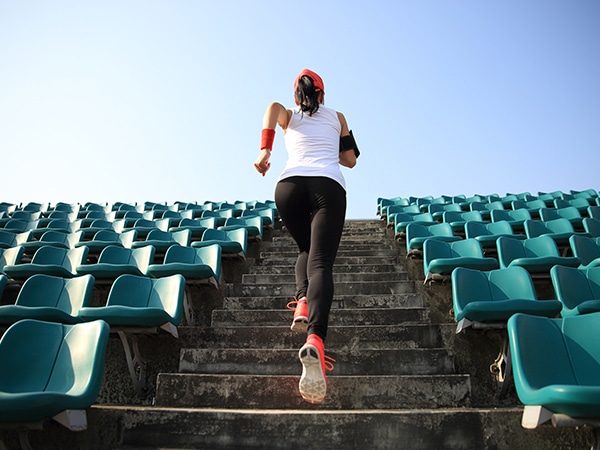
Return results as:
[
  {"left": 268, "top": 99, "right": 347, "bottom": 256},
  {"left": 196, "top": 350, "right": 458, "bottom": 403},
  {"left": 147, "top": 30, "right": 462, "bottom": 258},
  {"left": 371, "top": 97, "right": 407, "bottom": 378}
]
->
[{"left": 294, "top": 69, "right": 325, "bottom": 93}]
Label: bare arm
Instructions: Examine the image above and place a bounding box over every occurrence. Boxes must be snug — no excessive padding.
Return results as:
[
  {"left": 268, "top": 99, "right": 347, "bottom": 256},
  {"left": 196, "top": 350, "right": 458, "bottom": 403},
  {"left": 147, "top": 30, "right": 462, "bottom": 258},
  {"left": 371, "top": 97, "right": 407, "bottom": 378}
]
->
[
  {"left": 262, "top": 102, "right": 291, "bottom": 130},
  {"left": 337, "top": 112, "right": 357, "bottom": 169},
  {"left": 254, "top": 102, "right": 292, "bottom": 176}
]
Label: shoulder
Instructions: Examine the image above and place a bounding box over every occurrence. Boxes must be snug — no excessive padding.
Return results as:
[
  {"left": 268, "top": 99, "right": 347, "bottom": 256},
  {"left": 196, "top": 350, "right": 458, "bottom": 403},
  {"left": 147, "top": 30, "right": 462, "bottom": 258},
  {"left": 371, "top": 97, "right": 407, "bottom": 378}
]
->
[
  {"left": 268, "top": 102, "right": 293, "bottom": 129},
  {"left": 336, "top": 111, "right": 350, "bottom": 135}
]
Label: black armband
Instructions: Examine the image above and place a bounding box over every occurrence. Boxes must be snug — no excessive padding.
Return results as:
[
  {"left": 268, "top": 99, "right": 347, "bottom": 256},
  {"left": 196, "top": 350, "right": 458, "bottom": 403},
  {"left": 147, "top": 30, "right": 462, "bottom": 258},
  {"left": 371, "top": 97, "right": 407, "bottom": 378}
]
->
[{"left": 340, "top": 130, "right": 360, "bottom": 158}]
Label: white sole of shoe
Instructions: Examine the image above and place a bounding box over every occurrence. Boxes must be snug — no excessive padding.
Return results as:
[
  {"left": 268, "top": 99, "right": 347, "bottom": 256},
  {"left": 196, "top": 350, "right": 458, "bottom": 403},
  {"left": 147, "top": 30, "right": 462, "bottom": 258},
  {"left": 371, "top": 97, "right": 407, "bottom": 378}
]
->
[
  {"left": 290, "top": 316, "right": 308, "bottom": 333},
  {"left": 298, "top": 343, "right": 326, "bottom": 404}
]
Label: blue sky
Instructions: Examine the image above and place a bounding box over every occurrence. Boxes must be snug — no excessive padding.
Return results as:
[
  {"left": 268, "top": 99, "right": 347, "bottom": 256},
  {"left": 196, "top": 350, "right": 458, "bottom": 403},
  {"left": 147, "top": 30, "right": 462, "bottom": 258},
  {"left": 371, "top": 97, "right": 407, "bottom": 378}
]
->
[{"left": 1, "top": 1, "right": 598, "bottom": 219}]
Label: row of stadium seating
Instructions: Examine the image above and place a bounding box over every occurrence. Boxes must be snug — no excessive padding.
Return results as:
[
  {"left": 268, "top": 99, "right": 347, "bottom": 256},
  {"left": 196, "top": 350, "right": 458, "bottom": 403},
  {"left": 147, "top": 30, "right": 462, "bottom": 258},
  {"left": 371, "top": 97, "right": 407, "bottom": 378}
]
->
[
  {"left": 378, "top": 189, "right": 600, "bottom": 440},
  {"left": 378, "top": 189, "right": 600, "bottom": 218},
  {"left": 388, "top": 203, "right": 599, "bottom": 238},
  {"left": 0, "top": 199, "right": 276, "bottom": 444}
]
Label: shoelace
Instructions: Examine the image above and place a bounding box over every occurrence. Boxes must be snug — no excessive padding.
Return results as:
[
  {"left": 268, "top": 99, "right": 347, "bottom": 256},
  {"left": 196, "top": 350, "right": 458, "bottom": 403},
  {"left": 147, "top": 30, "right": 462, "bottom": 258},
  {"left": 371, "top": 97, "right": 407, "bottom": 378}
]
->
[
  {"left": 286, "top": 297, "right": 306, "bottom": 311},
  {"left": 324, "top": 354, "right": 336, "bottom": 372}
]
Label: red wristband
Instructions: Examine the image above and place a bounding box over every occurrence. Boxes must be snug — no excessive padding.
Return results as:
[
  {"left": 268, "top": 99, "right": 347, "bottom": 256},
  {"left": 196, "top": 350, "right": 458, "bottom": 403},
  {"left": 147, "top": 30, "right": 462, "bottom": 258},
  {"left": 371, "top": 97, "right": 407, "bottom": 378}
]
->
[{"left": 261, "top": 128, "right": 276, "bottom": 150}]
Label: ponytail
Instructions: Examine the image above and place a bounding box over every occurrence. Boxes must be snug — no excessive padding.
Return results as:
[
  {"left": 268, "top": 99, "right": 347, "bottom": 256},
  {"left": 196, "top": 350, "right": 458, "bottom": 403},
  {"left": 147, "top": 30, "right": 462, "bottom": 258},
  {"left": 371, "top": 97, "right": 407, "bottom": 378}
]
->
[{"left": 294, "top": 75, "right": 321, "bottom": 117}]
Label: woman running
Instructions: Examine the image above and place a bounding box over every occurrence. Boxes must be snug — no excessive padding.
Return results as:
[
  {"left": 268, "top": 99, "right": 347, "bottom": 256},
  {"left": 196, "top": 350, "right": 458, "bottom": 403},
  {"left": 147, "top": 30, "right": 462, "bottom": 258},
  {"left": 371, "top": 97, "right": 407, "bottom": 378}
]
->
[{"left": 254, "top": 68, "right": 359, "bottom": 404}]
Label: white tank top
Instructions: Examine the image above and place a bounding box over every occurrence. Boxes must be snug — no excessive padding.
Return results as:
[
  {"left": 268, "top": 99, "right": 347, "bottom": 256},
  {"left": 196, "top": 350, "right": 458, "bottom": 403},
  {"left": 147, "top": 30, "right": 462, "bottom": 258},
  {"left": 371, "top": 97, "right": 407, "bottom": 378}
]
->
[{"left": 278, "top": 105, "right": 346, "bottom": 190}]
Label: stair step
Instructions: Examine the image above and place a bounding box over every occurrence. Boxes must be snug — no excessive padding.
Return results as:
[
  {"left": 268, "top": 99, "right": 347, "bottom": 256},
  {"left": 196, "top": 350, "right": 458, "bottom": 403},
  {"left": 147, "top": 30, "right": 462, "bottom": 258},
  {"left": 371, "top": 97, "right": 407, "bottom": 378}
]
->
[
  {"left": 247, "top": 263, "right": 404, "bottom": 274},
  {"left": 255, "top": 255, "right": 401, "bottom": 266},
  {"left": 222, "top": 293, "right": 424, "bottom": 310},
  {"left": 39, "top": 405, "right": 590, "bottom": 450},
  {"left": 241, "top": 280, "right": 416, "bottom": 297},
  {"left": 242, "top": 271, "right": 409, "bottom": 284},
  {"left": 178, "top": 324, "right": 446, "bottom": 349},
  {"left": 211, "top": 307, "right": 428, "bottom": 327},
  {"left": 179, "top": 348, "right": 455, "bottom": 375},
  {"left": 262, "top": 242, "right": 396, "bottom": 251},
  {"left": 106, "top": 406, "right": 487, "bottom": 449},
  {"left": 260, "top": 248, "right": 399, "bottom": 258},
  {"left": 154, "top": 373, "right": 471, "bottom": 409}
]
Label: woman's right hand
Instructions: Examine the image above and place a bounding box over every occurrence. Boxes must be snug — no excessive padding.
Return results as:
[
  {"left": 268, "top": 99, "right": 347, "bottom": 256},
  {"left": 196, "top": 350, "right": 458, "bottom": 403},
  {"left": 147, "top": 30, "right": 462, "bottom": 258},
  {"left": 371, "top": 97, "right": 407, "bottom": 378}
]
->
[{"left": 254, "top": 149, "right": 272, "bottom": 176}]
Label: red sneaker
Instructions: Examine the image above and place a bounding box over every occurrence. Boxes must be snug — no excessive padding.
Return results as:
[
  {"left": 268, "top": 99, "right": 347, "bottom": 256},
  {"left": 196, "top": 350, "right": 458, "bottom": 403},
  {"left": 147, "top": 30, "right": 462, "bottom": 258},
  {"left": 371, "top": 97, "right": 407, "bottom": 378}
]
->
[
  {"left": 286, "top": 296, "right": 308, "bottom": 333},
  {"left": 298, "top": 334, "right": 335, "bottom": 404}
]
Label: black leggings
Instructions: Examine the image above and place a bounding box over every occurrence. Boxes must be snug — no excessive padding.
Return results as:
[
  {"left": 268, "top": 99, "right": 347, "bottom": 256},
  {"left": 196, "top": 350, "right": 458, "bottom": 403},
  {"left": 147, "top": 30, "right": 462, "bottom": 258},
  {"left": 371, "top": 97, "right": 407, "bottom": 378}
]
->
[{"left": 274, "top": 176, "right": 347, "bottom": 340}]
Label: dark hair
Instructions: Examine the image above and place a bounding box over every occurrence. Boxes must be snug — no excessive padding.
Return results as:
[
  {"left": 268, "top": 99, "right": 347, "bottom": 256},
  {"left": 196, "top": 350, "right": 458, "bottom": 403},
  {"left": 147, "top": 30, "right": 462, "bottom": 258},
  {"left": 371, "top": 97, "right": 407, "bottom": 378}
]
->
[{"left": 294, "top": 75, "right": 320, "bottom": 116}]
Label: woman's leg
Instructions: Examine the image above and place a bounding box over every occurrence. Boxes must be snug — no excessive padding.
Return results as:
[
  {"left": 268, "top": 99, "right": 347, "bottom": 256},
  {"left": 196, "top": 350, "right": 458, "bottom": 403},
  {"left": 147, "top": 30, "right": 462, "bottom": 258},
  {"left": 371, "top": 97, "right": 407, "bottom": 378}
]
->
[
  {"left": 274, "top": 177, "right": 311, "bottom": 300},
  {"left": 305, "top": 177, "right": 347, "bottom": 340}
]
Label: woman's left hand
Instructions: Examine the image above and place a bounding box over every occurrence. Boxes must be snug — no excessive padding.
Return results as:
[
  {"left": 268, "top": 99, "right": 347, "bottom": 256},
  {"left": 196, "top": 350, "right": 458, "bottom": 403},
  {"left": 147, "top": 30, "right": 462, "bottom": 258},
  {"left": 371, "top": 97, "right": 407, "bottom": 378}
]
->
[{"left": 254, "top": 149, "right": 272, "bottom": 176}]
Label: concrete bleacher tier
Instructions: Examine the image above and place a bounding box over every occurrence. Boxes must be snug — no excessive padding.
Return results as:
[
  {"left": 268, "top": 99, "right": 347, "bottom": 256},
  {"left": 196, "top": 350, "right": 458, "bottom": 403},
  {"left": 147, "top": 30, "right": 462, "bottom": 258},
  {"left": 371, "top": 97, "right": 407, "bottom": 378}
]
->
[{"left": 0, "top": 195, "right": 597, "bottom": 448}]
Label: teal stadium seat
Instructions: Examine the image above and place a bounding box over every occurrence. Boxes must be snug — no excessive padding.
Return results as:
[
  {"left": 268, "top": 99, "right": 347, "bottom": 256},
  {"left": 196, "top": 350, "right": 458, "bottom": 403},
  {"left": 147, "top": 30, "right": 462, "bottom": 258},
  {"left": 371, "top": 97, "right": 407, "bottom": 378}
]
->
[
  {"left": 442, "top": 211, "right": 484, "bottom": 234},
  {"left": 422, "top": 238, "right": 498, "bottom": 283},
  {"left": 469, "top": 201, "right": 504, "bottom": 220},
  {"left": 75, "top": 229, "right": 137, "bottom": 255},
  {"left": 29, "top": 219, "right": 72, "bottom": 240},
  {"left": 536, "top": 192, "right": 564, "bottom": 207},
  {"left": 464, "top": 220, "right": 525, "bottom": 250},
  {"left": 0, "top": 246, "right": 24, "bottom": 275},
  {"left": 554, "top": 197, "right": 594, "bottom": 214},
  {"left": 569, "top": 235, "right": 600, "bottom": 269},
  {"left": 220, "top": 216, "right": 263, "bottom": 242},
  {"left": 452, "top": 266, "right": 561, "bottom": 395},
  {"left": 2, "top": 219, "right": 31, "bottom": 234},
  {"left": 418, "top": 196, "right": 446, "bottom": 213},
  {"left": 0, "top": 319, "right": 109, "bottom": 427},
  {"left": 496, "top": 236, "right": 579, "bottom": 274},
  {"left": 540, "top": 207, "right": 584, "bottom": 230},
  {"left": 78, "top": 273, "right": 185, "bottom": 395},
  {"left": 123, "top": 218, "right": 159, "bottom": 239},
  {"left": 11, "top": 211, "right": 41, "bottom": 223},
  {"left": 0, "top": 274, "right": 94, "bottom": 324},
  {"left": 146, "top": 244, "right": 221, "bottom": 288},
  {"left": 117, "top": 212, "right": 144, "bottom": 228},
  {"left": 155, "top": 210, "right": 184, "bottom": 229},
  {"left": 550, "top": 265, "right": 600, "bottom": 317},
  {"left": 179, "top": 205, "right": 213, "bottom": 220},
  {"left": 394, "top": 213, "right": 436, "bottom": 239},
  {"left": 570, "top": 188, "right": 599, "bottom": 201},
  {"left": 131, "top": 229, "right": 192, "bottom": 253},
  {"left": 508, "top": 312, "right": 600, "bottom": 430},
  {"left": 0, "top": 230, "right": 30, "bottom": 249},
  {"left": 385, "top": 204, "right": 420, "bottom": 228},
  {"left": 457, "top": 195, "right": 485, "bottom": 210},
  {"left": 490, "top": 208, "right": 532, "bottom": 232},
  {"left": 380, "top": 202, "right": 414, "bottom": 223},
  {"left": 428, "top": 203, "right": 462, "bottom": 221},
  {"left": 181, "top": 203, "right": 213, "bottom": 218},
  {"left": 3, "top": 246, "right": 89, "bottom": 281},
  {"left": 113, "top": 203, "right": 142, "bottom": 219},
  {"left": 377, "top": 197, "right": 408, "bottom": 217},
  {"left": 21, "top": 230, "right": 84, "bottom": 255},
  {"left": 0, "top": 274, "right": 7, "bottom": 295},
  {"left": 241, "top": 207, "right": 276, "bottom": 228},
  {"left": 452, "top": 267, "right": 561, "bottom": 332},
  {"left": 405, "top": 223, "right": 461, "bottom": 258},
  {"left": 167, "top": 217, "right": 217, "bottom": 241},
  {"left": 78, "top": 273, "right": 185, "bottom": 330},
  {"left": 24, "top": 202, "right": 50, "bottom": 213},
  {"left": 72, "top": 219, "right": 114, "bottom": 241},
  {"left": 523, "top": 218, "right": 588, "bottom": 250},
  {"left": 584, "top": 218, "right": 600, "bottom": 237},
  {"left": 588, "top": 206, "right": 600, "bottom": 221},
  {"left": 510, "top": 199, "right": 547, "bottom": 219},
  {"left": 76, "top": 245, "right": 155, "bottom": 279},
  {"left": 191, "top": 228, "right": 248, "bottom": 259}
]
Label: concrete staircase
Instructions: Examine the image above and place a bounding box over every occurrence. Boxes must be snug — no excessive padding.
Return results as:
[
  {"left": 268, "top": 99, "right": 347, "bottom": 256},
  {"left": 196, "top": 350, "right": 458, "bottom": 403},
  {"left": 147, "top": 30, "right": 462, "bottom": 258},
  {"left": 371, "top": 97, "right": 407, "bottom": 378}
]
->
[
  {"left": 4, "top": 220, "right": 590, "bottom": 449},
  {"left": 118, "top": 220, "right": 486, "bottom": 448}
]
